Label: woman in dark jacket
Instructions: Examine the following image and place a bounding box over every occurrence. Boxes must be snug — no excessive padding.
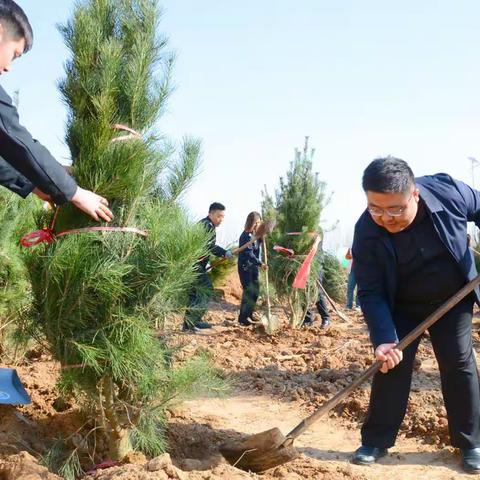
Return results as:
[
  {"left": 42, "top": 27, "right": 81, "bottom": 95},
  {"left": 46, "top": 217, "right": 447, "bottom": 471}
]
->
[{"left": 238, "top": 211, "right": 264, "bottom": 326}]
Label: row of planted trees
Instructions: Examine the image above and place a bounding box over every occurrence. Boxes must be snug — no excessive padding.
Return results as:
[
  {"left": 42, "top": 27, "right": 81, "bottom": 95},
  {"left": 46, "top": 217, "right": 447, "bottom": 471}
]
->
[{"left": 0, "top": 1, "right": 347, "bottom": 477}]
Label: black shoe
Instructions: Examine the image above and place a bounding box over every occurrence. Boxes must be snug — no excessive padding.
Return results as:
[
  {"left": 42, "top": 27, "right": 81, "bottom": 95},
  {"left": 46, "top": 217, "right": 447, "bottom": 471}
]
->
[
  {"left": 182, "top": 322, "right": 198, "bottom": 333},
  {"left": 321, "top": 319, "right": 331, "bottom": 329},
  {"left": 461, "top": 448, "right": 480, "bottom": 474},
  {"left": 239, "top": 318, "right": 252, "bottom": 326},
  {"left": 195, "top": 321, "right": 212, "bottom": 329},
  {"left": 302, "top": 320, "right": 314, "bottom": 328},
  {"left": 351, "top": 445, "right": 388, "bottom": 465}
]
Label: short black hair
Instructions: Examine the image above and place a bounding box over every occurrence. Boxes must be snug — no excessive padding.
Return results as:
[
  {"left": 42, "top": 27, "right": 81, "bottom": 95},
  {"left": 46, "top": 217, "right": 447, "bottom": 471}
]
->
[
  {"left": 0, "top": 1, "right": 33, "bottom": 53},
  {"left": 209, "top": 202, "right": 225, "bottom": 213},
  {"left": 362, "top": 156, "right": 415, "bottom": 193}
]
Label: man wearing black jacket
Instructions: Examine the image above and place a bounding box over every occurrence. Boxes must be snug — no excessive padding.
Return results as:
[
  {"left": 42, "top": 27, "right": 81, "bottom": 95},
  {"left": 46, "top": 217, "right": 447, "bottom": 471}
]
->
[
  {"left": 183, "top": 202, "right": 232, "bottom": 332},
  {"left": 0, "top": 0, "right": 112, "bottom": 222}
]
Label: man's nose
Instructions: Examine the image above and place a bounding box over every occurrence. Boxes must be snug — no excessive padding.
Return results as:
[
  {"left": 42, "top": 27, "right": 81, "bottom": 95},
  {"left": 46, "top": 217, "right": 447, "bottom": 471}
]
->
[{"left": 381, "top": 211, "right": 394, "bottom": 222}]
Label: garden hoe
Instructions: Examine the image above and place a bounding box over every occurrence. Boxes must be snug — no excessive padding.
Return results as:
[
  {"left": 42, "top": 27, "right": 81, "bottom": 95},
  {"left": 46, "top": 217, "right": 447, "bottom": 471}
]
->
[
  {"left": 220, "top": 274, "right": 480, "bottom": 473},
  {"left": 0, "top": 368, "right": 31, "bottom": 405}
]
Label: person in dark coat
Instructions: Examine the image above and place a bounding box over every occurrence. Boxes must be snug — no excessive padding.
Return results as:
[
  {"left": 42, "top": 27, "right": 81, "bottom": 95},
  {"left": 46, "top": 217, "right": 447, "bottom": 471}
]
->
[
  {"left": 0, "top": 1, "right": 112, "bottom": 222},
  {"left": 183, "top": 202, "right": 232, "bottom": 332},
  {"left": 237, "top": 211, "right": 265, "bottom": 326},
  {"left": 351, "top": 157, "right": 480, "bottom": 474}
]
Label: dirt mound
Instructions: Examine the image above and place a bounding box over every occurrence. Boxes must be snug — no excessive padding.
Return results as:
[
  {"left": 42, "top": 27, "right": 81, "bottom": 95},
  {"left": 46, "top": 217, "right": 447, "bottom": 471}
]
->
[
  {"left": 0, "top": 451, "right": 61, "bottom": 480},
  {"left": 83, "top": 453, "right": 252, "bottom": 480}
]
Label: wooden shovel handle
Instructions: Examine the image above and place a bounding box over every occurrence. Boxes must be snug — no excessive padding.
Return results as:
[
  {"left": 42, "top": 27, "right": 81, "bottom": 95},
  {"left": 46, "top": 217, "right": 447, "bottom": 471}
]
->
[
  {"left": 317, "top": 280, "right": 349, "bottom": 323},
  {"left": 263, "top": 237, "right": 271, "bottom": 319},
  {"left": 206, "top": 237, "right": 262, "bottom": 272},
  {"left": 286, "top": 274, "right": 480, "bottom": 441},
  {"left": 207, "top": 226, "right": 272, "bottom": 272}
]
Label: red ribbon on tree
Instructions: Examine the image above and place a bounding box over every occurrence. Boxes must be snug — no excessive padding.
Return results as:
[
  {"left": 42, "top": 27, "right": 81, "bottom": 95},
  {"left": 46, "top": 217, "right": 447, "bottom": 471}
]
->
[
  {"left": 292, "top": 234, "right": 321, "bottom": 289},
  {"left": 20, "top": 206, "right": 147, "bottom": 248}
]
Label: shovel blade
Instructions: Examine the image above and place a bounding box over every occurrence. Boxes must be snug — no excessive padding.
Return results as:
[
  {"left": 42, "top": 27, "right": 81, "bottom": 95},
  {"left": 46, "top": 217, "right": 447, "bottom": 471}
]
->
[
  {"left": 0, "top": 368, "right": 31, "bottom": 405},
  {"left": 220, "top": 427, "right": 299, "bottom": 473},
  {"left": 260, "top": 314, "right": 280, "bottom": 334}
]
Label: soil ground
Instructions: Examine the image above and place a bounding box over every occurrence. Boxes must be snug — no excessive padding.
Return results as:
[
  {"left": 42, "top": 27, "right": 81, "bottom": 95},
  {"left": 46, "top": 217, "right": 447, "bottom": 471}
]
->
[{"left": 1, "top": 270, "right": 480, "bottom": 479}]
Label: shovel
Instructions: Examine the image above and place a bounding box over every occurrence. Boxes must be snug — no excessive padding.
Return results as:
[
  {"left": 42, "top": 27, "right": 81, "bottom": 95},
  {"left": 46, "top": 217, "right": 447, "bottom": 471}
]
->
[
  {"left": 220, "top": 274, "right": 480, "bottom": 472},
  {"left": 316, "top": 280, "right": 351, "bottom": 323},
  {"left": 260, "top": 237, "right": 279, "bottom": 333},
  {"left": 0, "top": 368, "right": 31, "bottom": 404}
]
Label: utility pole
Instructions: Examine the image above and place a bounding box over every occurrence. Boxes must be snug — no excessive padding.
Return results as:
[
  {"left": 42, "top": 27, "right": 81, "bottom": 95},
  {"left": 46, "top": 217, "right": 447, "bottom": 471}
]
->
[
  {"left": 468, "top": 156, "right": 479, "bottom": 188},
  {"left": 468, "top": 157, "right": 480, "bottom": 243}
]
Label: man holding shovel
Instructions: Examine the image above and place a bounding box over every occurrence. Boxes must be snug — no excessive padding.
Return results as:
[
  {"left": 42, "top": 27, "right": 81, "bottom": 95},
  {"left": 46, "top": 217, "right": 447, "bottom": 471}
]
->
[
  {"left": 183, "top": 202, "right": 232, "bottom": 332},
  {"left": 0, "top": 0, "right": 113, "bottom": 222},
  {"left": 351, "top": 157, "right": 480, "bottom": 473}
]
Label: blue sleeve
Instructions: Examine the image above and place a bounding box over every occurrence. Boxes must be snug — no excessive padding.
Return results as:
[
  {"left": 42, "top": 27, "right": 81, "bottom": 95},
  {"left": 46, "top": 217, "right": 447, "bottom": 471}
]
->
[
  {"left": 353, "top": 233, "right": 398, "bottom": 348},
  {"left": 449, "top": 176, "right": 480, "bottom": 228}
]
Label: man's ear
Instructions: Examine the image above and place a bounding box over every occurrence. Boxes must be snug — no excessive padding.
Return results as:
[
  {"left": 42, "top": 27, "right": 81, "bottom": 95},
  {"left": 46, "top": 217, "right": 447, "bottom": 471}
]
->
[{"left": 413, "top": 187, "right": 420, "bottom": 202}]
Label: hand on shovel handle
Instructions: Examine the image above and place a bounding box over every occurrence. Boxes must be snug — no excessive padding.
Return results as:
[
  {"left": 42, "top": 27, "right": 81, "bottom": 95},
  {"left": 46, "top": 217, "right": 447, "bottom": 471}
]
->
[{"left": 376, "top": 343, "right": 403, "bottom": 373}]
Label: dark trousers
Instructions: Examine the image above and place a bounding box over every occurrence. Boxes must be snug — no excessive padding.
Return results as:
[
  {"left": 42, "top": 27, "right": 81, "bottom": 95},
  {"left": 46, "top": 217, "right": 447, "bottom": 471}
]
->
[
  {"left": 361, "top": 296, "right": 480, "bottom": 449},
  {"left": 184, "top": 268, "right": 213, "bottom": 327},
  {"left": 305, "top": 290, "right": 331, "bottom": 323},
  {"left": 238, "top": 268, "right": 260, "bottom": 323},
  {"left": 305, "top": 270, "right": 331, "bottom": 323}
]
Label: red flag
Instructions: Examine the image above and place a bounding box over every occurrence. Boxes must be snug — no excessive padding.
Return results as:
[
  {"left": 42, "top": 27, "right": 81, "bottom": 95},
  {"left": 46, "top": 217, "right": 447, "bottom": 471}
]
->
[{"left": 292, "top": 235, "right": 321, "bottom": 289}]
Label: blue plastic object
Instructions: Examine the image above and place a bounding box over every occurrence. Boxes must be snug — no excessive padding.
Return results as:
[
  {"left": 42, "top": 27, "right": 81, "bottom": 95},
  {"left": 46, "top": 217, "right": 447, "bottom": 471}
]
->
[{"left": 0, "top": 368, "right": 31, "bottom": 404}]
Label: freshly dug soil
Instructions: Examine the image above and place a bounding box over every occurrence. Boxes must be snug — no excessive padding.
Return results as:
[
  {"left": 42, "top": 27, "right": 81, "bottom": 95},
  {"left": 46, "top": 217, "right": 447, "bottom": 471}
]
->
[{"left": 1, "top": 270, "right": 479, "bottom": 479}]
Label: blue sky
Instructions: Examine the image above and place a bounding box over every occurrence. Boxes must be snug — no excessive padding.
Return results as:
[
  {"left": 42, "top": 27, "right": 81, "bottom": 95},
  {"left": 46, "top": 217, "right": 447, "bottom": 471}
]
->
[{"left": 5, "top": 1, "right": 480, "bottom": 252}]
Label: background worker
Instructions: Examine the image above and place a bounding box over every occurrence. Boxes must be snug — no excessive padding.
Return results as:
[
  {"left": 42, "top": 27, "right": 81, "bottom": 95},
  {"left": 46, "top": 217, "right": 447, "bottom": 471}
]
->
[{"left": 183, "top": 202, "right": 232, "bottom": 332}]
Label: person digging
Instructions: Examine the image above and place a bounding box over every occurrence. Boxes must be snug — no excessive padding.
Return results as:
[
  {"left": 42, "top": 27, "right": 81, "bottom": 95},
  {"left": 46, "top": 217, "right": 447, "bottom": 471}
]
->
[
  {"left": 0, "top": 0, "right": 113, "bottom": 223},
  {"left": 183, "top": 202, "right": 232, "bottom": 332},
  {"left": 351, "top": 157, "right": 480, "bottom": 474}
]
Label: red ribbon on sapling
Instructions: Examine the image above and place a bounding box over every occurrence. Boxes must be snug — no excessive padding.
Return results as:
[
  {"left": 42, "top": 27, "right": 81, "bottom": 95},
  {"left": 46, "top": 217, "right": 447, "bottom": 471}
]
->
[
  {"left": 20, "top": 124, "right": 148, "bottom": 247},
  {"left": 292, "top": 234, "right": 321, "bottom": 289},
  {"left": 20, "top": 206, "right": 148, "bottom": 247}
]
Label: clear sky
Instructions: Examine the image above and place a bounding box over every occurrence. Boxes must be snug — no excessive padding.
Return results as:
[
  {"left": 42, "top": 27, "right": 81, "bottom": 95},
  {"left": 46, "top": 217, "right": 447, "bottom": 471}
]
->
[{"left": 5, "top": 1, "right": 480, "bottom": 253}]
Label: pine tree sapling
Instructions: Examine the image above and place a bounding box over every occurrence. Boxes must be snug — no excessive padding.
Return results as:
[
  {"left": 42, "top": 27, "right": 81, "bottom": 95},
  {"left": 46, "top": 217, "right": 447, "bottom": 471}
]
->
[
  {"left": 24, "top": 0, "right": 218, "bottom": 461},
  {"left": 0, "top": 190, "right": 38, "bottom": 357},
  {"left": 323, "top": 253, "right": 347, "bottom": 303},
  {"left": 262, "top": 137, "right": 328, "bottom": 327}
]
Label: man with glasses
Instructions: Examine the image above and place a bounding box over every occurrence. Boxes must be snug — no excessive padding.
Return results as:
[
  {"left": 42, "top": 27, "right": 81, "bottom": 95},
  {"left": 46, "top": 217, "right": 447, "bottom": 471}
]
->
[{"left": 351, "top": 157, "right": 480, "bottom": 474}]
